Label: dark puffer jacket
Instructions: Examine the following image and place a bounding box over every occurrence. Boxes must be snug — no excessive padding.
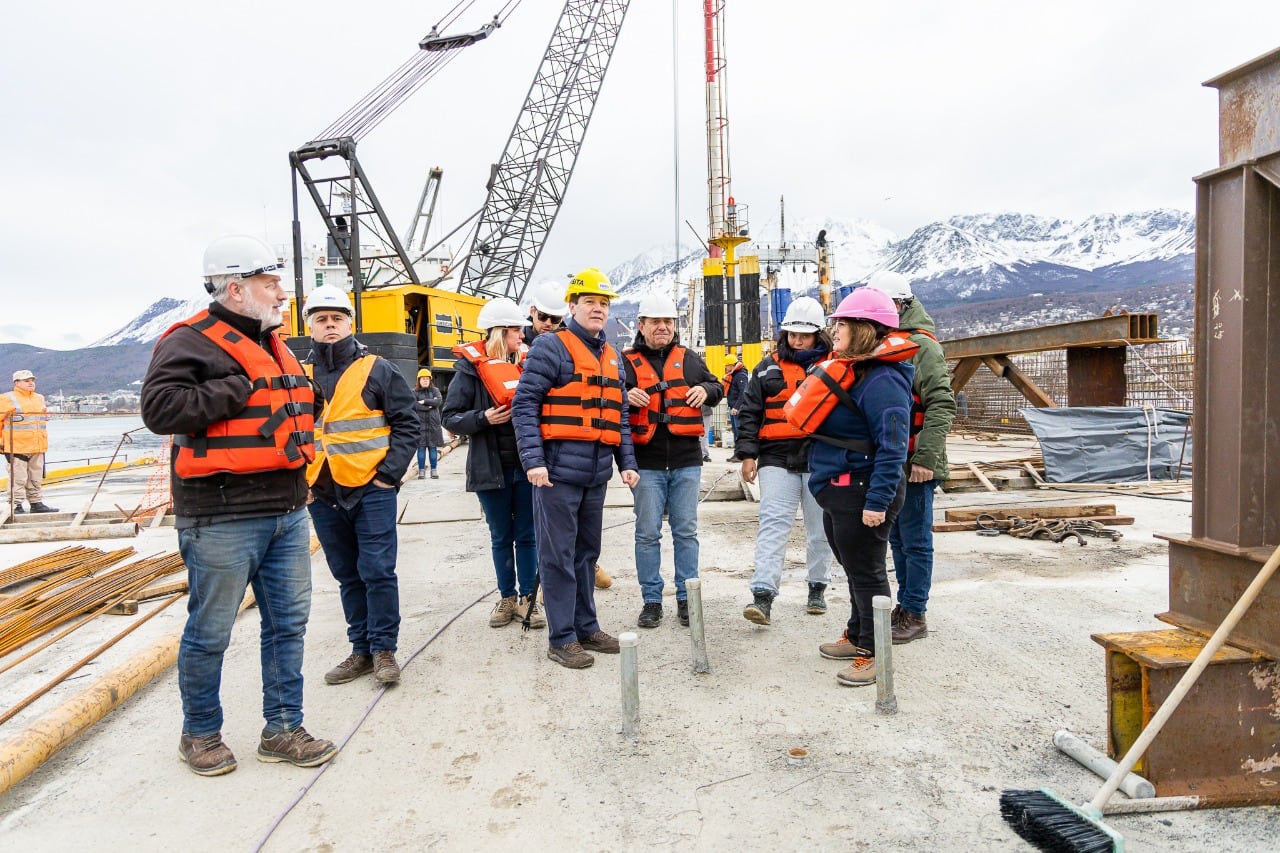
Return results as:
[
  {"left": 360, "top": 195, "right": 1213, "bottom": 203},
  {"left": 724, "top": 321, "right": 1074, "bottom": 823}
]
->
[
  {"left": 512, "top": 318, "right": 638, "bottom": 487},
  {"left": 140, "top": 301, "right": 310, "bottom": 524},
  {"left": 442, "top": 356, "right": 521, "bottom": 492}
]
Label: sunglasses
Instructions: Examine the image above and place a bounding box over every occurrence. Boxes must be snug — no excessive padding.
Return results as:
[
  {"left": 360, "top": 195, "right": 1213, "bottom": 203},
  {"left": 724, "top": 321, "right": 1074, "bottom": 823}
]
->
[{"left": 534, "top": 311, "right": 563, "bottom": 323}]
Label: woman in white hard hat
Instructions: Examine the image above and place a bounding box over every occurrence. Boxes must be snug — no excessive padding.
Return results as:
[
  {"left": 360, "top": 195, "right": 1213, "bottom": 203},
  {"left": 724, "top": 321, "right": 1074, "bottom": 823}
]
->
[
  {"left": 442, "top": 298, "right": 544, "bottom": 629},
  {"left": 734, "top": 296, "right": 835, "bottom": 626}
]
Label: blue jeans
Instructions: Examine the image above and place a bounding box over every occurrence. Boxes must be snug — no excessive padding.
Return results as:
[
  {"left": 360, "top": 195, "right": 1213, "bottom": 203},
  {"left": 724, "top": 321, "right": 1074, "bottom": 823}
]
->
[
  {"left": 534, "top": 481, "right": 605, "bottom": 647},
  {"left": 474, "top": 466, "right": 537, "bottom": 597},
  {"left": 889, "top": 479, "right": 938, "bottom": 615},
  {"left": 416, "top": 445, "right": 439, "bottom": 471},
  {"left": 749, "top": 465, "right": 832, "bottom": 593},
  {"left": 633, "top": 467, "right": 701, "bottom": 603},
  {"left": 308, "top": 484, "right": 401, "bottom": 655},
  {"left": 177, "top": 507, "right": 311, "bottom": 737}
]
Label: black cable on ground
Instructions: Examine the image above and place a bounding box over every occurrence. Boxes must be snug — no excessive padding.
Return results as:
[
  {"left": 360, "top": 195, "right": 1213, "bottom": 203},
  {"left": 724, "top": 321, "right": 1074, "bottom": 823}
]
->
[{"left": 250, "top": 585, "right": 496, "bottom": 852}]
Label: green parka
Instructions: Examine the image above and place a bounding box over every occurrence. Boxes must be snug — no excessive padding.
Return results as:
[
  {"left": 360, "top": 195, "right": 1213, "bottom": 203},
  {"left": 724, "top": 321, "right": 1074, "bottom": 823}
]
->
[{"left": 897, "top": 299, "right": 956, "bottom": 480}]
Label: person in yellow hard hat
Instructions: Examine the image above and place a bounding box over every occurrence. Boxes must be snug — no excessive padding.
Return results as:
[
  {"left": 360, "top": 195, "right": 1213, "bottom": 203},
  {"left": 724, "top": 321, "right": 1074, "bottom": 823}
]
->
[
  {"left": 413, "top": 368, "right": 443, "bottom": 479},
  {"left": 512, "top": 267, "right": 640, "bottom": 669}
]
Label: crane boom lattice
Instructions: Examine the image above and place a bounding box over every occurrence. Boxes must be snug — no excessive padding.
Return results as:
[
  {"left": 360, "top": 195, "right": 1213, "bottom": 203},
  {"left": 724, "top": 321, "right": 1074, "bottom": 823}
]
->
[{"left": 459, "top": 0, "right": 631, "bottom": 302}]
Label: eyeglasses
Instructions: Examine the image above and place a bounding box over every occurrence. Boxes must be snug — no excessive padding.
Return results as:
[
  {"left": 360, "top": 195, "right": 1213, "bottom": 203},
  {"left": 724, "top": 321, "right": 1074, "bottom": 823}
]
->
[{"left": 534, "top": 311, "right": 563, "bottom": 323}]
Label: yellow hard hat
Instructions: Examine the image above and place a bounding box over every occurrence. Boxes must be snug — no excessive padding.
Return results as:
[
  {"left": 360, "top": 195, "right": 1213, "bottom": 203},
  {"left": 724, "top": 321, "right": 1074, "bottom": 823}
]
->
[
  {"left": 417, "top": 368, "right": 432, "bottom": 379},
  {"left": 564, "top": 267, "right": 617, "bottom": 302}
]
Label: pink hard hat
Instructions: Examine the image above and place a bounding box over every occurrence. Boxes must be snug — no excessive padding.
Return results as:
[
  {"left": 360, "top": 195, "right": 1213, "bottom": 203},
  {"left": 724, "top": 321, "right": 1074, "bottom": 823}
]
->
[{"left": 830, "top": 286, "right": 899, "bottom": 327}]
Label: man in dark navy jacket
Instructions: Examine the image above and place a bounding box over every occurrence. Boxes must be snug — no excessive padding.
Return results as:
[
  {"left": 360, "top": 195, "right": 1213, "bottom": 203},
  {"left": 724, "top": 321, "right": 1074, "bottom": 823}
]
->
[{"left": 512, "top": 268, "right": 639, "bottom": 669}]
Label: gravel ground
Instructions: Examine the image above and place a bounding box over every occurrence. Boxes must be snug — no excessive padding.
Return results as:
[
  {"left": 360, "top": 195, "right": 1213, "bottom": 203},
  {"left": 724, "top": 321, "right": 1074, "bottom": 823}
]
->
[{"left": 1, "top": 440, "right": 1277, "bottom": 852}]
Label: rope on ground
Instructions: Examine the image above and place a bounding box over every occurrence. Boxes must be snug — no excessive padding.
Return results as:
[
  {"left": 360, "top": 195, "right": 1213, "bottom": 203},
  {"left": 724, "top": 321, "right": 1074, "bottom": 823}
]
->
[{"left": 250, "top": 585, "right": 497, "bottom": 853}]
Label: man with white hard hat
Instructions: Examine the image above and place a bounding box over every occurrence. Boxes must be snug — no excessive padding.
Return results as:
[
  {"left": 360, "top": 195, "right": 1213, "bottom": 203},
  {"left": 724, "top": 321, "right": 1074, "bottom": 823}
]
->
[
  {"left": 142, "top": 234, "right": 336, "bottom": 776},
  {"left": 622, "top": 292, "right": 722, "bottom": 629},
  {"left": 865, "top": 270, "right": 956, "bottom": 645},
  {"left": 1, "top": 368, "right": 58, "bottom": 514},
  {"left": 301, "top": 284, "right": 419, "bottom": 688},
  {"left": 524, "top": 280, "right": 570, "bottom": 345}
]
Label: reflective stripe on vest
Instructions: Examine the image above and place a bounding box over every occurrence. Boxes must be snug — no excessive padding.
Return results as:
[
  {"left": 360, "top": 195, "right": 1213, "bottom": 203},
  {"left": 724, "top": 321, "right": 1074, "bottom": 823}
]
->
[
  {"left": 539, "top": 330, "right": 624, "bottom": 445},
  {"left": 2, "top": 391, "right": 51, "bottom": 455},
  {"left": 451, "top": 341, "right": 523, "bottom": 408},
  {"left": 162, "top": 311, "right": 316, "bottom": 477},
  {"left": 757, "top": 358, "right": 809, "bottom": 441},
  {"left": 305, "top": 355, "right": 390, "bottom": 487},
  {"left": 623, "top": 345, "right": 704, "bottom": 445}
]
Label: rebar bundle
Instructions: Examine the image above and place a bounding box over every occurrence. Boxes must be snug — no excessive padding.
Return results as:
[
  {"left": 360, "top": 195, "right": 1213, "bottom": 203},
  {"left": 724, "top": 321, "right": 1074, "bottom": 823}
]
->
[
  {"left": 0, "top": 553, "right": 184, "bottom": 657},
  {"left": 0, "top": 546, "right": 130, "bottom": 591}
]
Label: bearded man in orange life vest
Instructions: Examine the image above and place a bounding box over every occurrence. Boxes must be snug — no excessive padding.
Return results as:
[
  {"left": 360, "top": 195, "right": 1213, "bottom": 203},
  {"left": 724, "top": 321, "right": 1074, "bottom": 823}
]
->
[
  {"left": 301, "top": 285, "right": 420, "bottom": 690},
  {"left": 511, "top": 267, "right": 640, "bottom": 670},
  {"left": 142, "top": 234, "right": 335, "bottom": 777},
  {"left": 866, "top": 271, "right": 956, "bottom": 645},
  {"left": 621, "top": 293, "right": 722, "bottom": 630},
  {"left": 1, "top": 369, "right": 58, "bottom": 514}
]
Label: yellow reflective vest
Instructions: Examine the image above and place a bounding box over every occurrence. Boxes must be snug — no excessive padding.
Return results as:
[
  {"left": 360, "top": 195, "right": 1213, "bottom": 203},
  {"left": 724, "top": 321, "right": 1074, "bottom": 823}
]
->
[
  {"left": 305, "top": 356, "right": 390, "bottom": 487},
  {"left": 0, "top": 389, "right": 50, "bottom": 455}
]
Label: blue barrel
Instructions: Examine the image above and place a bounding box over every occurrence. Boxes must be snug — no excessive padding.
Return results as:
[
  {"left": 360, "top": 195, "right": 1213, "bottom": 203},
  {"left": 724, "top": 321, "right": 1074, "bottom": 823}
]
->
[
  {"left": 836, "top": 284, "right": 856, "bottom": 306},
  {"left": 769, "top": 288, "right": 793, "bottom": 330}
]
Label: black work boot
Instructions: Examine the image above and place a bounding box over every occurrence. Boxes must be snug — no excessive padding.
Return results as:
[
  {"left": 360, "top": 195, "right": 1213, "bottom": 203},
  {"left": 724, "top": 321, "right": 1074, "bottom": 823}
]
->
[
  {"left": 11, "top": 504, "right": 24, "bottom": 514},
  {"left": 637, "top": 602, "right": 663, "bottom": 628},
  {"left": 677, "top": 599, "right": 690, "bottom": 627},
  {"left": 743, "top": 589, "right": 774, "bottom": 625},
  {"left": 28, "top": 502, "right": 58, "bottom": 513},
  {"left": 806, "top": 583, "right": 828, "bottom": 615}
]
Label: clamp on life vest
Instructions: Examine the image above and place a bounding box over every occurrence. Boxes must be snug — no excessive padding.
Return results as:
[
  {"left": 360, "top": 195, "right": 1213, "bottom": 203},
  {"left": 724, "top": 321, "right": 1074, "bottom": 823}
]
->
[
  {"left": 539, "top": 330, "right": 624, "bottom": 445},
  {"left": 163, "top": 311, "right": 316, "bottom": 477},
  {"left": 624, "top": 346, "right": 705, "bottom": 445},
  {"left": 451, "top": 340, "right": 523, "bottom": 408}
]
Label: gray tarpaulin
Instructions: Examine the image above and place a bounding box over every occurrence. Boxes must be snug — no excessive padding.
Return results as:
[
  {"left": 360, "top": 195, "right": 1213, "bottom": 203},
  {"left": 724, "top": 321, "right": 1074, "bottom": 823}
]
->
[{"left": 1020, "top": 406, "right": 1193, "bottom": 483}]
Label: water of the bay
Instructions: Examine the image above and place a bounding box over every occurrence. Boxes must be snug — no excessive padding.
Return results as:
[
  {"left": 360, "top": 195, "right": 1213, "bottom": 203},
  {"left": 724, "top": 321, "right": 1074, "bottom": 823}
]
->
[{"left": 42, "top": 415, "right": 167, "bottom": 467}]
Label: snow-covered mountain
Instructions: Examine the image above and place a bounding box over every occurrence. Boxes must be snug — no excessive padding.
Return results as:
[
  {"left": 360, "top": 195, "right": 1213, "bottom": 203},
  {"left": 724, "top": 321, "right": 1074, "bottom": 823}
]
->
[
  {"left": 92, "top": 296, "right": 207, "bottom": 347},
  {"left": 95, "top": 209, "right": 1194, "bottom": 346}
]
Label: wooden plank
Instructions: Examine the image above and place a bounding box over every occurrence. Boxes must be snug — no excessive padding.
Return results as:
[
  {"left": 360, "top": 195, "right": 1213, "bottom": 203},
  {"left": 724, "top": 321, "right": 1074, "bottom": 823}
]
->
[
  {"left": 950, "top": 356, "right": 982, "bottom": 393},
  {"left": 933, "top": 515, "right": 1135, "bottom": 533},
  {"left": 966, "top": 462, "right": 999, "bottom": 493},
  {"left": 1023, "top": 462, "right": 1047, "bottom": 485},
  {"left": 944, "top": 504, "right": 1117, "bottom": 522},
  {"left": 134, "top": 579, "right": 189, "bottom": 601},
  {"left": 994, "top": 355, "right": 1058, "bottom": 408}
]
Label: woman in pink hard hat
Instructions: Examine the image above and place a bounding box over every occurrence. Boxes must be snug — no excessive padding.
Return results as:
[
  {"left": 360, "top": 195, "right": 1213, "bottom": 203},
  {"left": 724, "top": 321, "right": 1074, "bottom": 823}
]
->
[{"left": 782, "top": 286, "right": 918, "bottom": 687}]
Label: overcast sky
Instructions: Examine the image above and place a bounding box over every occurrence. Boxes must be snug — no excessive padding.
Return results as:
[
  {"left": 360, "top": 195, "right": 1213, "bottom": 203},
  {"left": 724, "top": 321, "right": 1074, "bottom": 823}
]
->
[{"left": 3, "top": 1, "right": 1277, "bottom": 349}]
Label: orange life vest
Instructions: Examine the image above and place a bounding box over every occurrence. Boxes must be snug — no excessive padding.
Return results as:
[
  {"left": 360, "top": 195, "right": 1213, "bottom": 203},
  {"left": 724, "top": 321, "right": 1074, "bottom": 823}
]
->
[
  {"left": 757, "top": 358, "right": 809, "bottom": 441},
  {"left": 304, "top": 355, "right": 390, "bottom": 487},
  {"left": 163, "top": 311, "right": 315, "bottom": 478},
  {"left": 783, "top": 332, "right": 920, "bottom": 435},
  {"left": 539, "top": 330, "right": 624, "bottom": 445},
  {"left": 623, "top": 345, "right": 705, "bottom": 445},
  {"left": 451, "top": 341, "right": 523, "bottom": 408}
]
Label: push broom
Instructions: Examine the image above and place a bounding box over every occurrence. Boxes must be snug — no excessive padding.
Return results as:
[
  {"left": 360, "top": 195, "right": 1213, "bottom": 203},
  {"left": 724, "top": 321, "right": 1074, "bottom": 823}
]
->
[{"left": 1000, "top": 539, "right": 1280, "bottom": 852}]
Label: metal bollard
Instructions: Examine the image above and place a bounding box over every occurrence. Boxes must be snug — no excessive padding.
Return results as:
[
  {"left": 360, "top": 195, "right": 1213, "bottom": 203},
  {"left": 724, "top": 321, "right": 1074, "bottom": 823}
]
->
[
  {"left": 872, "top": 595, "right": 897, "bottom": 714},
  {"left": 620, "top": 632, "right": 639, "bottom": 737},
  {"left": 686, "top": 578, "right": 710, "bottom": 673}
]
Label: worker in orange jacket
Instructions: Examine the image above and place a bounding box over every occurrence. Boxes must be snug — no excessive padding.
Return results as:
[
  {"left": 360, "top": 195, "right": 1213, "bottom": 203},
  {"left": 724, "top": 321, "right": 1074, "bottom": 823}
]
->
[{"left": 1, "top": 369, "right": 58, "bottom": 514}]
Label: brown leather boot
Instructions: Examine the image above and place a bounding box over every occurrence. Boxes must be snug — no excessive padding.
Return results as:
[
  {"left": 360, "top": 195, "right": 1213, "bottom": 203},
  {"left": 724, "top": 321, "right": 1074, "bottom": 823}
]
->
[
  {"left": 547, "top": 642, "right": 594, "bottom": 669},
  {"left": 373, "top": 650, "right": 401, "bottom": 685},
  {"left": 324, "top": 652, "right": 374, "bottom": 685},
  {"left": 891, "top": 609, "right": 928, "bottom": 644},
  {"left": 257, "top": 727, "right": 338, "bottom": 767},
  {"left": 179, "top": 732, "right": 237, "bottom": 777}
]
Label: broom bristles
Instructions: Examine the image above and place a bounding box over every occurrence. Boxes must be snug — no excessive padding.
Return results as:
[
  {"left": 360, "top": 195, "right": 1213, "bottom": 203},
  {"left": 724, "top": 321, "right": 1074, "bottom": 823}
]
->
[{"left": 999, "top": 788, "right": 1123, "bottom": 853}]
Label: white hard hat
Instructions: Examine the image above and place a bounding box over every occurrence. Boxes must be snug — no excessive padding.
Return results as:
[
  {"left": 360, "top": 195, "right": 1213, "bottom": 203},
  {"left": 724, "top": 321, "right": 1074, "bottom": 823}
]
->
[
  {"left": 304, "top": 284, "right": 353, "bottom": 317},
  {"left": 779, "top": 296, "right": 825, "bottom": 332},
  {"left": 12, "top": 369, "right": 35, "bottom": 381},
  {"left": 867, "top": 270, "right": 913, "bottom": 300},
  {"left": 528, "top": 280, "right": 570, "bottom": 316},
  {"left": 203, "top": 235, "right": 285, "bottom": 283},
  {"left": 637, "top": 293, "right": 678, "bottom": 320},
  {"left": 477, "top": 297, "right": 527, "bottom": 330}
]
